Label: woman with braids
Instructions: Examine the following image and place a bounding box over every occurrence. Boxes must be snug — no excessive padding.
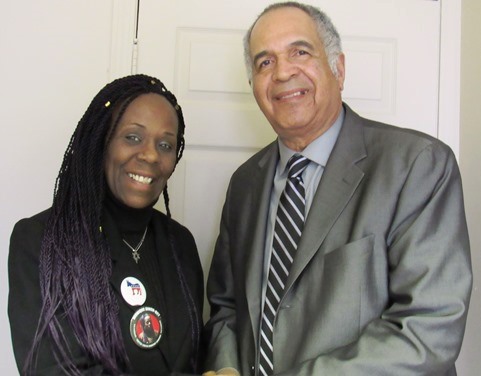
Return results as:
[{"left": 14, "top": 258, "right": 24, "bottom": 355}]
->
[{"left": 8, "top": 74, "right": 203, "bottom": 375}]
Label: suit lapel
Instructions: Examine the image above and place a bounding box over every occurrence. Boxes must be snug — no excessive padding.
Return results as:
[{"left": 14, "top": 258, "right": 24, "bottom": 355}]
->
[
  {"left": 150, "top": 213, "right": 185, "bottom": 370},
  {"left": 286, "top": 106, "right": 367, "bottom": 291},
  {"left": 242, "top": 107, "right": 367, "bottom": 341},
  {"left": 245, "top": 143, "right": 279, "bottom": 345}
]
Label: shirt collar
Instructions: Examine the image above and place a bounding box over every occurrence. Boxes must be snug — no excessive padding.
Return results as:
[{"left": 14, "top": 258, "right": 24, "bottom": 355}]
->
[{"left": 277, "top": 107, "right": 345, "bottom": 172}]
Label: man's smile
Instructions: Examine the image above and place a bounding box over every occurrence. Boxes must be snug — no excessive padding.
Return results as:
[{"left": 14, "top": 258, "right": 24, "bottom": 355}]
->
[{"left": 275, "top": 89, "right": 309, "bottom": 101}]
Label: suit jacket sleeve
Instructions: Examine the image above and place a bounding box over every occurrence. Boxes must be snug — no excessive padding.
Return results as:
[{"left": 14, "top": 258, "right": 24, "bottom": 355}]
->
[{"left": 275, "top": 141, "right": 472, "bottom": 375}]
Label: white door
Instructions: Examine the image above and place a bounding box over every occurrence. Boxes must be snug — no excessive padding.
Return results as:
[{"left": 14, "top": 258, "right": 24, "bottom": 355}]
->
[{"left": 130, "top": 0, "right": 442, "bottom": 318}]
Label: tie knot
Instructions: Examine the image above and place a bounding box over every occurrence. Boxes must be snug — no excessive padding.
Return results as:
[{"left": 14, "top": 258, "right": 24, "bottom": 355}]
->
[{"left": 287, "top": 154, "right": 309, "bottom": 179}]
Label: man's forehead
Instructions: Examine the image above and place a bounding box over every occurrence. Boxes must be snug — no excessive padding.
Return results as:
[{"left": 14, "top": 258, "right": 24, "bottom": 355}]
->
[
  {"left": 250, "top": 8, "right": 317, "bottom": 45},
  {"left": 253, "top": 6, "right": 311, "bottom": 30}
]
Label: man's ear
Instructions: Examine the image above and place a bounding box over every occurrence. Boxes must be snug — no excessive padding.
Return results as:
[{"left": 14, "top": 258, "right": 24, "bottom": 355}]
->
[{"left": 336, "top": 53, "right": 346, "bottom": 91}]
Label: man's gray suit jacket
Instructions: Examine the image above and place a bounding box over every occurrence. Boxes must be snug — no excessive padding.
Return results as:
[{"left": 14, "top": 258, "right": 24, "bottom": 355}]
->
[{"left": 204, "top": 104, "right": 472, "bottom": 376}]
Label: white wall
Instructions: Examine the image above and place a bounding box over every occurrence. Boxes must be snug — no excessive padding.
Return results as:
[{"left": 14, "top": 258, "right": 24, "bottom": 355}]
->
[
  {"left": 456, "top": 0, "right": 481, "bottom": 374},
  {"left": 0, "top": 1, "right": 115, "bottom": 374},
  {"left": 0, "top": 1, "right": 478, "bottom": 374}
]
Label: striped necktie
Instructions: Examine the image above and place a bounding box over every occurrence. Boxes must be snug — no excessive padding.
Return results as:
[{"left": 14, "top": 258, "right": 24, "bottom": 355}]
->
[{"left": 259, "top": 154, "right": 310, "bottom": 376}]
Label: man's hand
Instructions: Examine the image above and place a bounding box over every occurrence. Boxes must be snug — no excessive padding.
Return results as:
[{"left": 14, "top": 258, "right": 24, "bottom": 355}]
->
[{"left": 202, "top": 367, "right": 240, "bottom": 376}]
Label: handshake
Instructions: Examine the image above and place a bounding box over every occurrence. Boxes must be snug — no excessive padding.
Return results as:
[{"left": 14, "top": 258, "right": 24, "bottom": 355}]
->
[{"left": 203, "top": 368, "right": 240, "bottom": 376}]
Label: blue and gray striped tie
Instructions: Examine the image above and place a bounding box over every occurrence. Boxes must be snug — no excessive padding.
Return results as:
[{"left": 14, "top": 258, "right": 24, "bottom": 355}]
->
[{"left": 259, "top": 154, "right": 310, "bottom": 376}]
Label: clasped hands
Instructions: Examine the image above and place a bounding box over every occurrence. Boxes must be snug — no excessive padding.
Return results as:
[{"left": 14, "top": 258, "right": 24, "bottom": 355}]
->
[{"left": 202, "top": 367, "right": 240, "bottom": 376}]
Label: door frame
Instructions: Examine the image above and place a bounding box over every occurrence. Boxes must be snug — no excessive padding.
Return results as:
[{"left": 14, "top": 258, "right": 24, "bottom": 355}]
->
[{"left": 438, "top": 0, "right": 461, "bottom": 158}]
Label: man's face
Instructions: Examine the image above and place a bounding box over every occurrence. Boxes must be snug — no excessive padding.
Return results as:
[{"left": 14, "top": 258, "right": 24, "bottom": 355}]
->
[{"left": 249, "top": 7, "right": 345, "bottom": 150}]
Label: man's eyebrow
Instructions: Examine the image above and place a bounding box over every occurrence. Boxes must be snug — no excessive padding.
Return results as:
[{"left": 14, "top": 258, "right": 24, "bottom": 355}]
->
[
  {"left": 253, "top": 50, "right": 269, "bottom": 67},
  {"left": 290, "top": 40, "right": 315, "bottom": 50},
  {"left": 252, "top": 40, "right": 315, "bottom": 67}
]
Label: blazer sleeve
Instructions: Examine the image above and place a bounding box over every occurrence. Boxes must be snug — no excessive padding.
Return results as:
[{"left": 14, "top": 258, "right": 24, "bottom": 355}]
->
[
  {"left": 8, "top": 212, "right": 110, "bottom": 376},
  {"left": 8, "top": 212, "right": 50, "bottom": 373},
  {"left": 277, "top": 142, "right": 472, "bottom": 375}
]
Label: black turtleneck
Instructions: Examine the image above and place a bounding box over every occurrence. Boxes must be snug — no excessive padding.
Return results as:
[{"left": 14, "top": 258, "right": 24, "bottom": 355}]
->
[
  {"left": 101, "top": 189, "right": 198, "bottom": 374},
  {"left": 103, "top": 191, "right": 166, "bottom": 309},
  {"left": 103, "top": 189, "right": 154, "bottom": 243},
  {"left": 103, "top": 189, "right": 177, "bottom": 360}
]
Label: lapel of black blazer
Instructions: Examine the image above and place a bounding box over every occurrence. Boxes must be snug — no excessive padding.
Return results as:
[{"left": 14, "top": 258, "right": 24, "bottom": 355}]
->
[
  {"left": 285, "top": 104, "right": 368, "bottom": 292},
  {"left": 150, "top": 212, "right": 185, "bottom": 370}
]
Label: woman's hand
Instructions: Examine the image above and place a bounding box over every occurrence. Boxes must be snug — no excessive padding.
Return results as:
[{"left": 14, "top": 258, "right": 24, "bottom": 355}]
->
[{"left": 202, "top": 367, "right": 240, "bottom": 376}]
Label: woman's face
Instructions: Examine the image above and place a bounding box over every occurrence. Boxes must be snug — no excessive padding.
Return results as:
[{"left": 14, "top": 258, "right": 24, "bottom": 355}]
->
[{"left": 104, "top": 93, "right": 178, "bottom": 209}]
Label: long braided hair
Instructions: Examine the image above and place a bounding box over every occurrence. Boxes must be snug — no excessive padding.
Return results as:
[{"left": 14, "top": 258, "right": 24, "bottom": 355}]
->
[{"left": 25, "top": 74, "right": 200, "bottom": 375}]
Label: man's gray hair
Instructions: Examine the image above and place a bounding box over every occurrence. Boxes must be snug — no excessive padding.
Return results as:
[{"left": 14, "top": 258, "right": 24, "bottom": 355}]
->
[{"left": 243, "top": 1, "right": 343, "bottom": 82}]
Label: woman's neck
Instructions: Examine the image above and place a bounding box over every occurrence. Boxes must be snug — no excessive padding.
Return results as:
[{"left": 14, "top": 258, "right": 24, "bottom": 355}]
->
[{"left": 104, "top": 189, "right": 154, "bottom": 235}]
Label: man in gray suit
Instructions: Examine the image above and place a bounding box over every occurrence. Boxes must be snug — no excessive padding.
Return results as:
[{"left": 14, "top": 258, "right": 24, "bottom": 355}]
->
[{"left": 203, "top": 2, "right": 472, "bottom": 375}]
